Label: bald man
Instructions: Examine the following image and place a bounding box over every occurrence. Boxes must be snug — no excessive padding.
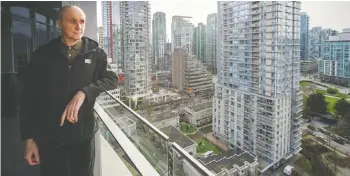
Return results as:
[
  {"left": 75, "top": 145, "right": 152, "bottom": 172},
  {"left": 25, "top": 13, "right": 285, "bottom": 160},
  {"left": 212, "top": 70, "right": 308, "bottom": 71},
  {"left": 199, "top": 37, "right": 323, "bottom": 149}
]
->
[{"left": 19, "top": 5, "right": 118, "bottom": 176}]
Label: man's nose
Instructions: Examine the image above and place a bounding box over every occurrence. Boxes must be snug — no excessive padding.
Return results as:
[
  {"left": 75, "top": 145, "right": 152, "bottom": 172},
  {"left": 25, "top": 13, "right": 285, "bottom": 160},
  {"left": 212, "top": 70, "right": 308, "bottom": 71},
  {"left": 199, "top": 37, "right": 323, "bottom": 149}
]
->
[{"left": 76, "top": 23, "right": 82, "bottom": 30}]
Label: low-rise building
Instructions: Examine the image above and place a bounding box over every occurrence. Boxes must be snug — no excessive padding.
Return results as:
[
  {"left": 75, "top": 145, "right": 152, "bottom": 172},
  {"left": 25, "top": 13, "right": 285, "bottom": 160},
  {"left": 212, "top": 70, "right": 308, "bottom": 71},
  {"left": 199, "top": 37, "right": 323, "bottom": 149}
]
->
[
  {"left": 101, "top": 107, "right": 137, "bottom": 137},
  {"left": 199, "top": 150, "right": 258, "bottom": 176},
  {"left": 147, "top": 112, "right": 180, "bottom": 129},
  {"left": 160, "top": 125, "right": 197, "bottom": 156},
  {"left": 184, "top": 101, "right": 212, "bottom": 126},
  {"left": 97, "top": 89, "right": 121, "bottom": 108},
  {"left": 300, "top": 60, "right": 318, "bottom": 74},
  {"left": 145, "top": 88, "right": 180, "bottom": 104}
]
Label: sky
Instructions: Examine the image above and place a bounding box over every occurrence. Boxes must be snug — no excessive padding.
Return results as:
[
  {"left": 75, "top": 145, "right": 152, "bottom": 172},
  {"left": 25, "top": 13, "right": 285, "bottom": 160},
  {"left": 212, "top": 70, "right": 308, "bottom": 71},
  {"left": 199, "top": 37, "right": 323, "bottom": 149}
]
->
[{"left": 96, "top": 1, "right": 350, "bottom": 41}]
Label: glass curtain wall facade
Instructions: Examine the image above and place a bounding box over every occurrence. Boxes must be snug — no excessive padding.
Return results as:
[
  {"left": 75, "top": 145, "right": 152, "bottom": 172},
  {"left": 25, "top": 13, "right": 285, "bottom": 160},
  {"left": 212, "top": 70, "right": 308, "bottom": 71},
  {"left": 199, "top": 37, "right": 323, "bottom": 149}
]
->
[
  {"left": 215, "top": 1, "right": 302, "bottom": 170},
  {"left": 206, "top": 13, "right": 218, "bottom": 73},
  {"left": 1, "top": 2, "right": 62, "bottom": 119},
  {"left": 319, "top": 29, "right": 350, "bottom": 87},
  {"left": 195, "top": 23, "right": 207, "bottom": 64},
  {"left": 152, "top": 12, "right": 166, "bottom": 70},
  {"left": 171, "top": 16, "right": 194, "bottom": 54},
  {"left": 300, "top": 12, "right": 309, "bottom": 60}
]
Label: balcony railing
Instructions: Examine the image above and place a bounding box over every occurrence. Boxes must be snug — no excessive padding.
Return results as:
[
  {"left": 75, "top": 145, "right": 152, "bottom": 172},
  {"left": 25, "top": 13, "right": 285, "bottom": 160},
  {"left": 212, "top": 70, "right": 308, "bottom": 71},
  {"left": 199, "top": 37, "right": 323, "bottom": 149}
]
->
[{"left": 94, "top": 91, "right": 215, "bottom": 176}]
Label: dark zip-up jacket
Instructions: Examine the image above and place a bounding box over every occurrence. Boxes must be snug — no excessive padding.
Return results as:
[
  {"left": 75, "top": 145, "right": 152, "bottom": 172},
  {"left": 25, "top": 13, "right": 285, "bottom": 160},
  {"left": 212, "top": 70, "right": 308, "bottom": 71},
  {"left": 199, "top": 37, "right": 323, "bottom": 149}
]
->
[{"left": 19, "top": 36, "right": 118, "bottom": 144}]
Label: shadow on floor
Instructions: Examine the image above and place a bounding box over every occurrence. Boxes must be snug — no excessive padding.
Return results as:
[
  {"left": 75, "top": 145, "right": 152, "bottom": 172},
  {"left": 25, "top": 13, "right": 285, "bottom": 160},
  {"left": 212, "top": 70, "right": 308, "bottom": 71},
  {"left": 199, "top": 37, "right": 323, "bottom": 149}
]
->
[{"left": 1, "top": 116, "right": 40, "bottom": 176}]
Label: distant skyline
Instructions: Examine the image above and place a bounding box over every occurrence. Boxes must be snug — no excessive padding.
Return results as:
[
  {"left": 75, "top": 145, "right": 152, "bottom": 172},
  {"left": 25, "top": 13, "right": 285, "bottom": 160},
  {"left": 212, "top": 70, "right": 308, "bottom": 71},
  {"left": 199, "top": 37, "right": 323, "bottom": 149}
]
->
[{"left": 96, "top": 1, "right": 350, "bottom": 41}]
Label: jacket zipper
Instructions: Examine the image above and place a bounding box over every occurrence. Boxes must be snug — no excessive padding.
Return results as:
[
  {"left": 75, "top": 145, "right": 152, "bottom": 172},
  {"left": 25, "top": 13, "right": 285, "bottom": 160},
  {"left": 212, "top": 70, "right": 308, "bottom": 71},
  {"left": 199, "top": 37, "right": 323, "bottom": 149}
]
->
[
  {"left": 61, "top": 49, "right": 95, "bottom": 146},
  {"left": 62, "top": 65, "right": 71, "bottom": 146}
]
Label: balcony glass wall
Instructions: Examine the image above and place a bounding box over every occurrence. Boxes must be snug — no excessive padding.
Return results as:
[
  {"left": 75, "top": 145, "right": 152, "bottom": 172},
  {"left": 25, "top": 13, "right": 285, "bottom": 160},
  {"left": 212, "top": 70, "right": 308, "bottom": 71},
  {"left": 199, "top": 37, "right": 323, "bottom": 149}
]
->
[{"left": 95, "top": 92, "right": 215, "bottom": 176}]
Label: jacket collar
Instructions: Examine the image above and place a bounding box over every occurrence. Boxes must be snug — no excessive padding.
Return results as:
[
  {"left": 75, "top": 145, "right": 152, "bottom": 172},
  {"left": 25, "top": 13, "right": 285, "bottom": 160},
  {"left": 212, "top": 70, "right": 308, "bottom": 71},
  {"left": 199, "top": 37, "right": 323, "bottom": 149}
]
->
[{"left": 50, "top": 36, "right": 99, "bottom": 56}]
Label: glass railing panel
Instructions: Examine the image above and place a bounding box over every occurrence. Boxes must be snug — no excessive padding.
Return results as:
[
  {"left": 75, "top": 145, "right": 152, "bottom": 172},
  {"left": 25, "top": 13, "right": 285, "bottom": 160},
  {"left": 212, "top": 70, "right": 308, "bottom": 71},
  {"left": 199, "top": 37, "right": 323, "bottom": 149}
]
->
[
  {"left": 171, "top": 143, "right": 215, "bottom": 176},
  {"left": 96, "top": 113, "right": 141, "bottom": 176},
  {"left": 96, "top": 92, "right": 169, "bottom": 176}
]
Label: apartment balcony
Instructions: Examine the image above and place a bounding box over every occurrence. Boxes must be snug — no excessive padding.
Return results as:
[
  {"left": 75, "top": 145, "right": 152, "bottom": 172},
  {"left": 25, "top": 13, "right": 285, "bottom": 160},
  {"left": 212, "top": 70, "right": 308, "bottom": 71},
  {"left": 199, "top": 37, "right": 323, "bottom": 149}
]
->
[
  {"left": 252, "top": 3, "right": 260, "bottom": 9},
  {"left": 2, "top": 92, "right": 214, "bottom": 176}
]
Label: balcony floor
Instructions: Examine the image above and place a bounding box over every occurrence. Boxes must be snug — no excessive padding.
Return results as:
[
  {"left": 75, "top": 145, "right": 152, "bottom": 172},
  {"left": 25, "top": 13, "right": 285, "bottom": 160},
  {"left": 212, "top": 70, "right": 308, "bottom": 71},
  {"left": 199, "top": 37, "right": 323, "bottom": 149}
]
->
[{"left": 1, "top": 116, "right": 40, "bottom": 176}]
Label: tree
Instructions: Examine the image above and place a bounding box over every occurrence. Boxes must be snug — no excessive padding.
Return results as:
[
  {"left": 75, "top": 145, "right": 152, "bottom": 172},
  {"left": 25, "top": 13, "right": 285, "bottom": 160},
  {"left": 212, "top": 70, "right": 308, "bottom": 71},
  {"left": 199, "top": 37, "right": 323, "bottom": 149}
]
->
[
  {"left": 327, "top": 88, "right": 338, "bottom": 95},
  {"left": 334, "top": 98, "right": 350, "bottom": 118},
  {"left": 152, "top": 84, "right": 160, "bottom": 93},
  {"left": 306, "top": 93, "right": 328, "bottom": 114}
]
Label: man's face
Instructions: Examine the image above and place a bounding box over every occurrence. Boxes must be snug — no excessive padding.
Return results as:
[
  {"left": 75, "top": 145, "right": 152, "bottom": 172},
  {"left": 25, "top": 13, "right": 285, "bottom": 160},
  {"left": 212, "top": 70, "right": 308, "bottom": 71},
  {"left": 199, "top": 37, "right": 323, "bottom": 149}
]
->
[{"left": 58, "top": 7, "right": 85, "bottom": 41}]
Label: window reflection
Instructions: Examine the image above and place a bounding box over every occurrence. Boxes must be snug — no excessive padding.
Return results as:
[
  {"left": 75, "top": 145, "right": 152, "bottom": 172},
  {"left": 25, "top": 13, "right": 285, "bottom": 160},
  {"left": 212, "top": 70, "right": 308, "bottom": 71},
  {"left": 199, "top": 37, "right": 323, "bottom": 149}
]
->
[
  {"left": 12, "top": 20, "right": 32, "bottom": 74},
  {"left": 36, "top": 22, "right": 47, "bottom": 48},
  {"left": 10, "top": 7, "right": 30, "bottom": 18},
  {"left": 35, "top": 13, "right": 46, "bottom": 23}
]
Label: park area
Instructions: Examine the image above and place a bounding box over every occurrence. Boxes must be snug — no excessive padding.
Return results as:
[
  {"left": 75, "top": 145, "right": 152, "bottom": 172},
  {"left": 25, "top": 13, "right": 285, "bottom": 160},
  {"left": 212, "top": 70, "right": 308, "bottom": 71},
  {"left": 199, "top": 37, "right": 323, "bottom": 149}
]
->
[
  {"left": 295, "top": 137, "right": 350, "bottom": 176},
  {"left": 180, "top": 122, "right": 197, "bottom": 133},
  {"left": 186, "top": 130, "right": 223, "bottom": 155},
  {"left": 301, "top": 81, "right": 350, "bottom": 115}
]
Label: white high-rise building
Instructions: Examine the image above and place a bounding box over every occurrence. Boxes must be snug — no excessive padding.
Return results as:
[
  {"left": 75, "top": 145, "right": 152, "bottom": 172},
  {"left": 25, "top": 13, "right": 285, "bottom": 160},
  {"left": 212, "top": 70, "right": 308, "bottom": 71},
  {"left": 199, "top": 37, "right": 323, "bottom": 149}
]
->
[
  {"left": 171, "top": 16, "right": 194, "bottom": 54},
  {"left": 206, "top": 13, "right": 217, "bottom": 73},
  {"left": 102, "top": 1, "right": 120, "bottom": 64},
  {"left": 214, "top": 1, "right": 302, "bottom": 171},
  {"left": 97, "top": 26, "right": 104, "bottom": 48},
  {"left": 120, "top": 1, "right": 152, "bottom": 99},
  {"left": 152, "top": 12, "right": 166, "bottom": 70}
]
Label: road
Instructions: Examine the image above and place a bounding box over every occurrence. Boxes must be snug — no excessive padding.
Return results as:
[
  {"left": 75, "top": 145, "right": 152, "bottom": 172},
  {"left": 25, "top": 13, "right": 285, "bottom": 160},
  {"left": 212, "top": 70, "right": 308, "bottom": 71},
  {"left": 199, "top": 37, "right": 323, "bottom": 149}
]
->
[
  {"left": 304, "top": 117, "right": 350, "bottom": 156},
  {"left": 314, "top": 130, "right": 350, "bottom": 156},
  {"left": 301, "top": 76, "right": 350, "bottom": 94}
]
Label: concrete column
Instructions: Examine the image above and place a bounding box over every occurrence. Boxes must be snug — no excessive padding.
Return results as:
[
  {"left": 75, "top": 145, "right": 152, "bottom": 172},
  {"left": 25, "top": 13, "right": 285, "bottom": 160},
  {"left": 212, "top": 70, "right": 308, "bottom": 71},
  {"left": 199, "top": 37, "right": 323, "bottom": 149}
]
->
[{"left": 94, "top": 130, "right": 102, "bottom": 176}]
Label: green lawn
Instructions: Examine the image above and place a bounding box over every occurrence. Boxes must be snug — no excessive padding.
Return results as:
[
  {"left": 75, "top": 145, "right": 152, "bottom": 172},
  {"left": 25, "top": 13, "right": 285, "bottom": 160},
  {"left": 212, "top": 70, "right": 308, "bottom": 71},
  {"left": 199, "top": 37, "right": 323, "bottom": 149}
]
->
[
  {"left": 337, "top": 92, "right": 349, "bottom": 99},
  {"left": 180, "top": 122, "right": 197, "bottom": 133},
  {"left": 315, "top": 89, "right": 326, "bottom": 95},
  {"left": 315, "top": 88, "right": 349, "bottom": 99},
  {"left": 300, "top": 81, "right": 309, "bottom": 87},
  {"left": 325, "top": 96, "right": 339, "bottom": 113},
  {"left": 196, "top": 138, "right": 222, "bottom": 154}
]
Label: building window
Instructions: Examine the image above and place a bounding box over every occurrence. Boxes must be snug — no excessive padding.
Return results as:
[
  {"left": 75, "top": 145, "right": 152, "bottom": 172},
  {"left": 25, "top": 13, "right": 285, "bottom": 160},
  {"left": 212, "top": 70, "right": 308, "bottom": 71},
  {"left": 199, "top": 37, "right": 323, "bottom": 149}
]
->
[
  {"left": 35, "top": 13, "right": 46, "bottom": 23},
  {"left": 36, "top": 22, "right": 47, "bottom": 48},
  {"left": 10, "top": 7, "right": 30, "bottom": 18},
  {"left": 12, "top": 20, "right": 33, "bottom": 73}
]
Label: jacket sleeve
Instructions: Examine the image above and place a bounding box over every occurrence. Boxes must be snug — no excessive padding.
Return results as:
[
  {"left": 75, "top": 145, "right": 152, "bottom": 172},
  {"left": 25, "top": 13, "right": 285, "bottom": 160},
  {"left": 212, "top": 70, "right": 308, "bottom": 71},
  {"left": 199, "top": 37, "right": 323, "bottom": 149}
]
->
[
  {"left": 81, "top": 49, "right": 118, "bottom": 103},
  {"left": 19, "top": 51, "right": 40, "bottom": 141}
]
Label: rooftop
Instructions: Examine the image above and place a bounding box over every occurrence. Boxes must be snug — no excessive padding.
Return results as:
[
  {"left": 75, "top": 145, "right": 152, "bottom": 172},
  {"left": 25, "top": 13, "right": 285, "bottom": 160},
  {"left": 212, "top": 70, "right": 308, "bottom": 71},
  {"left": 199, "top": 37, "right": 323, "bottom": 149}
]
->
[
  {"left": 160, "top": 126, "right": 196, "bottom": 148},
  {"left": 328, "top": 29, "right": 350, "bottom": 41},
  {"left": 200, "top": 150, "right": 257, "bottom": 174},
  {"left": 188, "top": 102, "right": 212, "bottom": 112},
  {"left": 147, "top": 112, "right": 178, "bottom": 123}
]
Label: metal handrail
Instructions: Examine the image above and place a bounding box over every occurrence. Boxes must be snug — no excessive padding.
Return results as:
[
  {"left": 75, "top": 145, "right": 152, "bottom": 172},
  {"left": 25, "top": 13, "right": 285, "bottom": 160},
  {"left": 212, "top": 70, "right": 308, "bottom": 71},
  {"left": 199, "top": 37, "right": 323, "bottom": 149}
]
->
[
  {"left": 171, "top": 143, "right": 215, "bottom": 176},
  {"left": 94, "top": 103, "right": 160, "bottom": 176},
  {"left": 105, "top": 91, "right": 169, "bottom": 140}
]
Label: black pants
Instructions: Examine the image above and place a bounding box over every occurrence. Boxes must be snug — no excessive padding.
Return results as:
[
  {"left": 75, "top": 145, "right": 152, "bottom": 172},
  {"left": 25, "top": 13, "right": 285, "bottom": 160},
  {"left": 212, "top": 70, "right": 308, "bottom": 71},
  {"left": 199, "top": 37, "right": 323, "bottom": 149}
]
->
[{"left": 37, "top": 136, "right": 95, "bottom": 176}]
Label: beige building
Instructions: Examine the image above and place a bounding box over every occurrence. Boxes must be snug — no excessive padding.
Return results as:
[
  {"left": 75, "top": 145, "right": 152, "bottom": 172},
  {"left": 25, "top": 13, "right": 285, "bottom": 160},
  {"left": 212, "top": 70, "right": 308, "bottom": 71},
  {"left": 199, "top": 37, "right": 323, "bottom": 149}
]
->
[
  {"left": 147, "top": 112, "right": 180, "bottom": 129},
  {"left": 171, "top": 49, "right": 213, "bottom": 95},
  {"left": 184, "top": 101, "right": 212, "bottom": 126}
]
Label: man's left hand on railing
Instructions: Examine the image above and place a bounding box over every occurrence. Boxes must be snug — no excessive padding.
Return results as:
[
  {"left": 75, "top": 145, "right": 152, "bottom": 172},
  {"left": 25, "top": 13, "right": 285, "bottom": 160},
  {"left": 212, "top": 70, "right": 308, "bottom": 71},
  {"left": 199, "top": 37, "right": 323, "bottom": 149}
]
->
[{"left": 60, "top": 91, "right": 86, "bottom": 126}]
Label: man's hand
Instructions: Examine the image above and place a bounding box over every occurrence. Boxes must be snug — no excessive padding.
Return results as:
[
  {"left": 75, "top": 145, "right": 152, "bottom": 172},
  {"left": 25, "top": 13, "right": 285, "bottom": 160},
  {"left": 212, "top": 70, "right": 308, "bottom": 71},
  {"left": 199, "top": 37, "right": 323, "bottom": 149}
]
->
[
  {"left": 24, "top": 139, "right": 40, "bottom": 166},
  {"left": 60, "top": 91, "right": 86, "bottom": 126}
]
